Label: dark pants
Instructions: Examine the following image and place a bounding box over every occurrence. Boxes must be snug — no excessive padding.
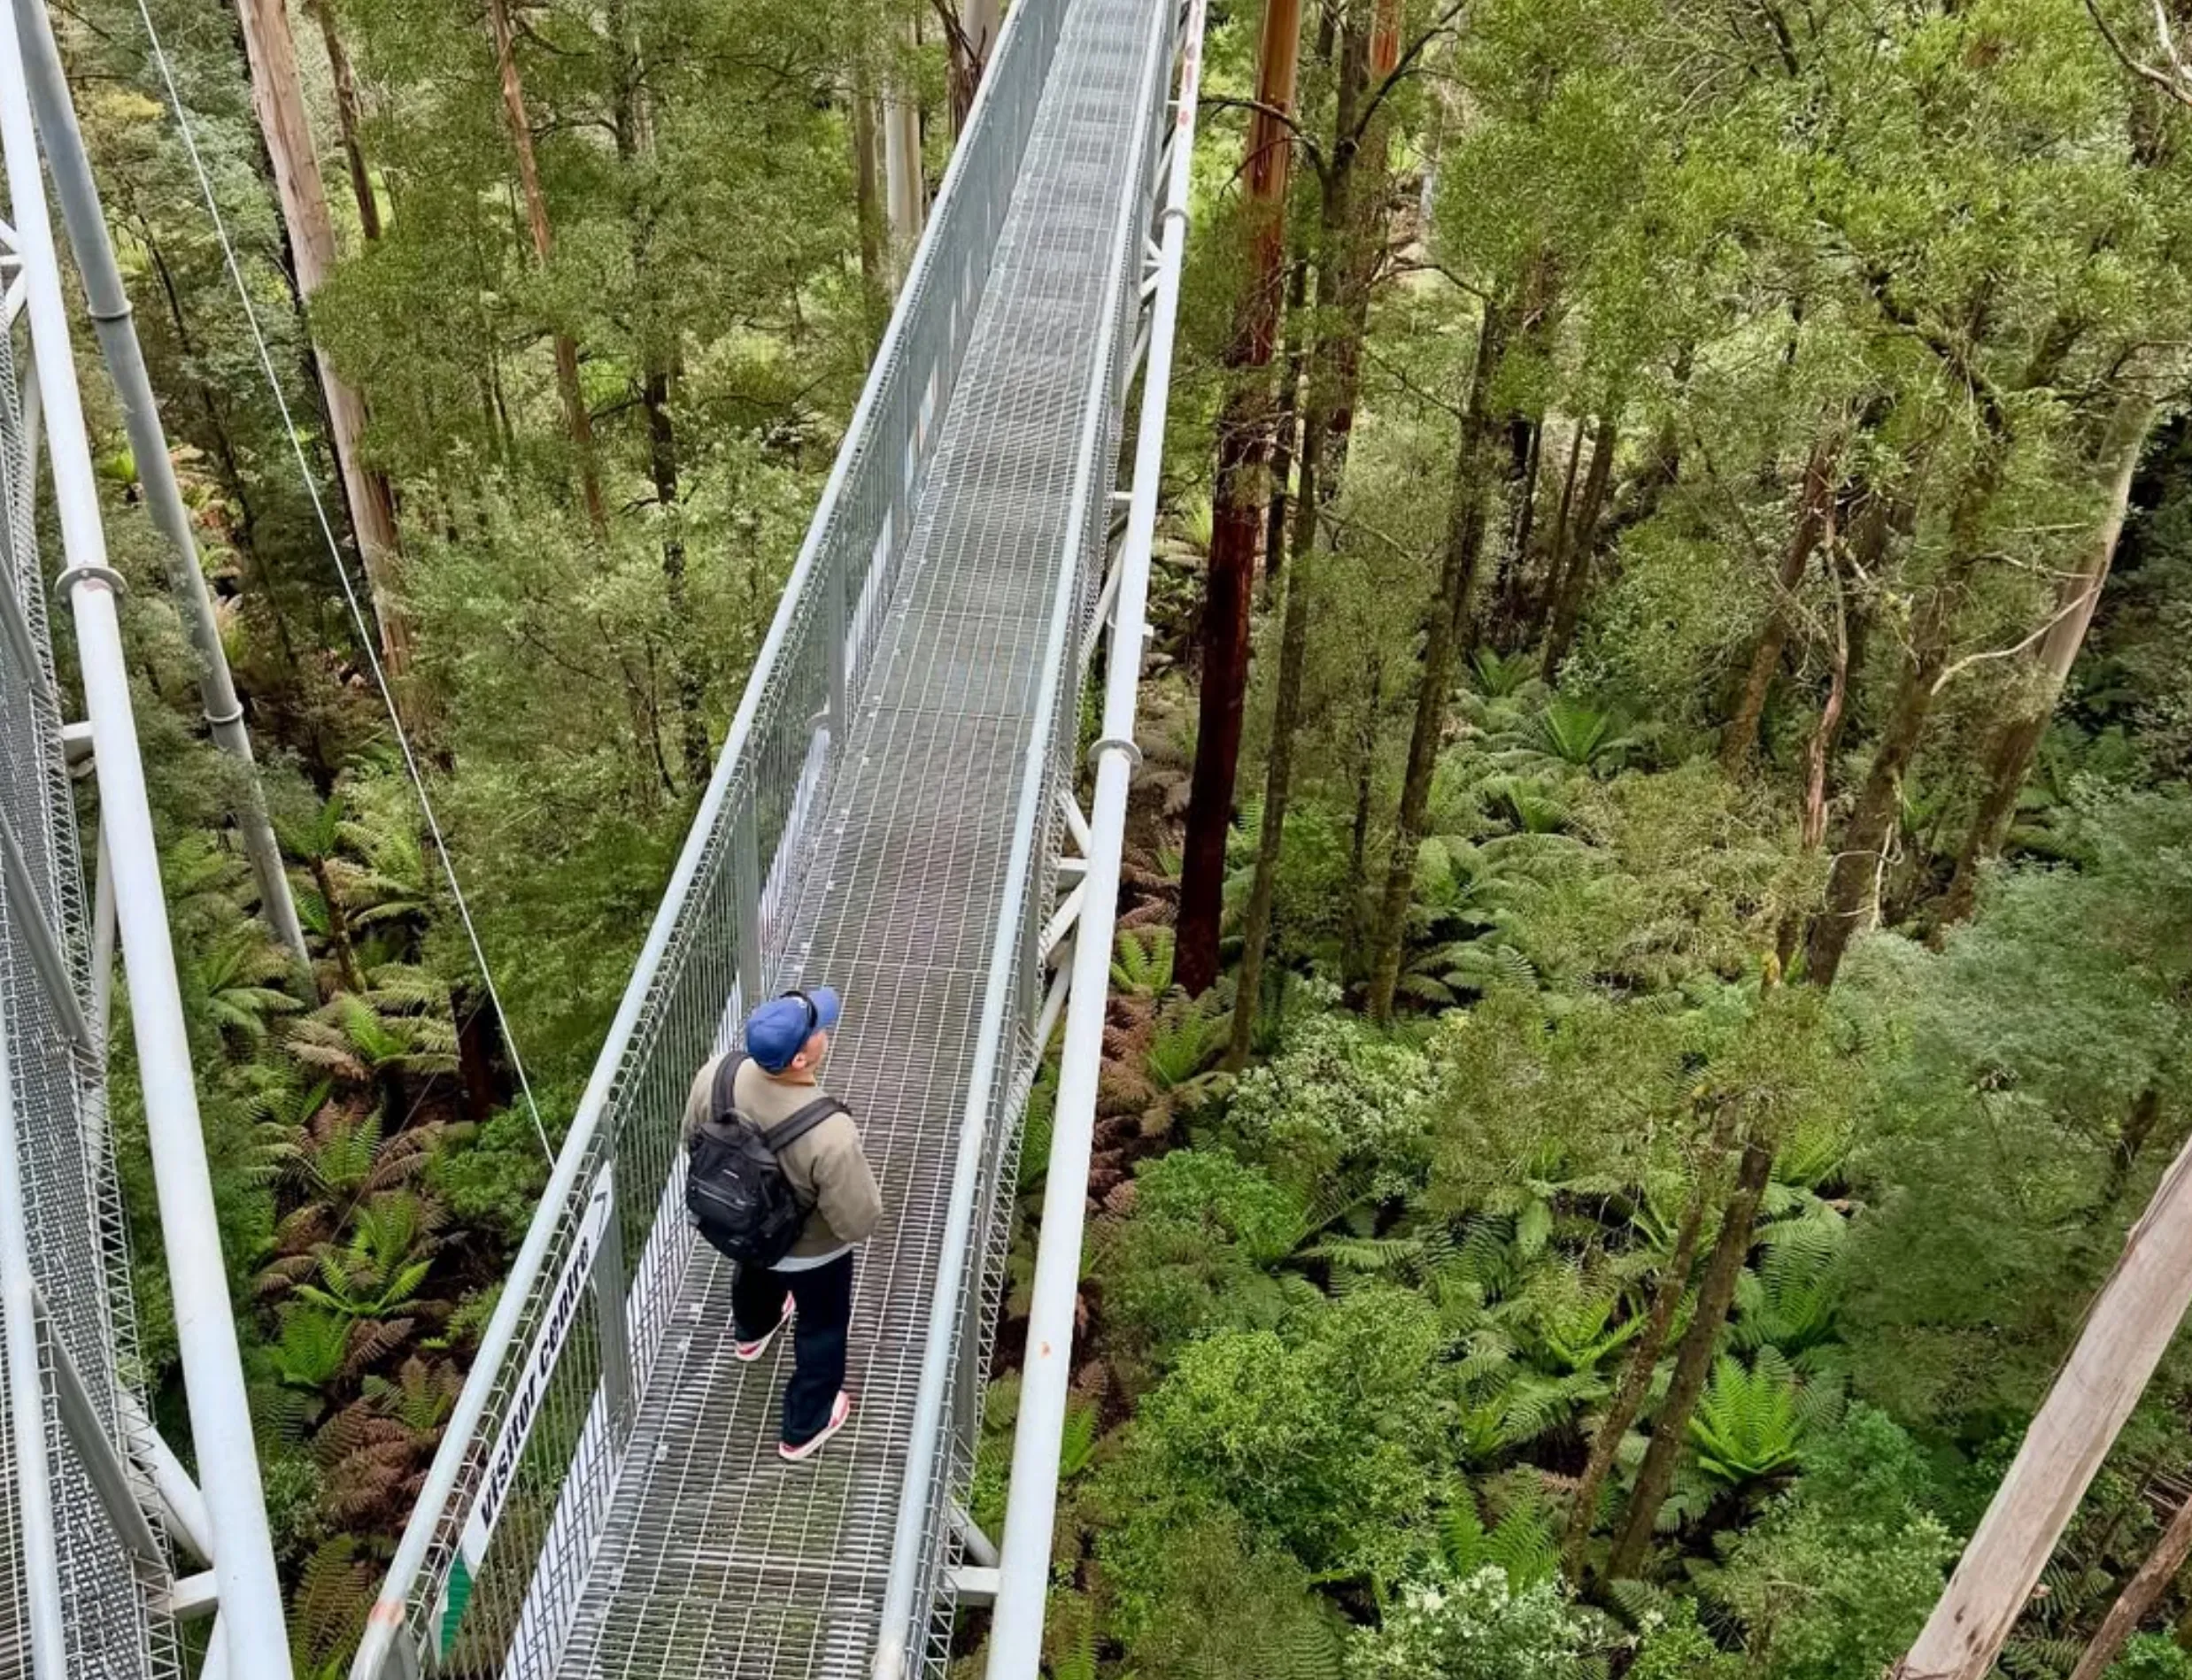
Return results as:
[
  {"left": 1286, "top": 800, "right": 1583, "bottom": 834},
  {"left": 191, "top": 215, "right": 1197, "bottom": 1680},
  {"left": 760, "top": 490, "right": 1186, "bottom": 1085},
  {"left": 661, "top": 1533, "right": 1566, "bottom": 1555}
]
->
[{"left": 732, "top": 1251, "right": 853, "bottom": 1445}]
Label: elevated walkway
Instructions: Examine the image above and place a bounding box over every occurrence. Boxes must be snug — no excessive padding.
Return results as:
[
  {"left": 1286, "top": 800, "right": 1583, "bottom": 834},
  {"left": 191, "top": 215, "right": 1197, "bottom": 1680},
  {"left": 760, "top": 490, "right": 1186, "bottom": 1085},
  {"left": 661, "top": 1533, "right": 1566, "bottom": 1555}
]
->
[{"left": 354, "top": 0, "right": 1189, "bottom": 1674}]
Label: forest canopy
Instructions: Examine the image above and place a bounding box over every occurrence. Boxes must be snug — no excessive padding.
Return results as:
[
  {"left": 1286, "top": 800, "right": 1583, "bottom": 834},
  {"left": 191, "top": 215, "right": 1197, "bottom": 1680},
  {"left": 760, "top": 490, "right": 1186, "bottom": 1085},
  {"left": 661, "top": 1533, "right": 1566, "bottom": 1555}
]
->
[{"left": 35, "top": 0, "right": 2192, "bottom": 1675}]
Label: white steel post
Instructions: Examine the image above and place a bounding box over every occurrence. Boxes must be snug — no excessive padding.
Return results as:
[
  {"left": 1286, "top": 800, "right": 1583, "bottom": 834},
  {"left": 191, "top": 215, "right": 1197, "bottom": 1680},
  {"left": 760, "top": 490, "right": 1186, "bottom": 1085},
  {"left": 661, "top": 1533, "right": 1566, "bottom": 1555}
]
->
[
  {"left": 984, "top": 4, "right": 1203, "bottom": 1673},
  {"left": 0, "top": 4, "right": 293, "bottom": 1668},
  {"left": 12, "top": 0, "right": 308, "bottom": 966}
]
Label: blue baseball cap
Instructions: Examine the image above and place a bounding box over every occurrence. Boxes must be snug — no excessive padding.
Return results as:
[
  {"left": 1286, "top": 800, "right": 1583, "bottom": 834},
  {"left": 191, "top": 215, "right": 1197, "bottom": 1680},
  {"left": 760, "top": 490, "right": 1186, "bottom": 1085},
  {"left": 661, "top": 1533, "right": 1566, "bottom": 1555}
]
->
[{"left": 745, "top": 986, "right": 842, "bottom": 1074}]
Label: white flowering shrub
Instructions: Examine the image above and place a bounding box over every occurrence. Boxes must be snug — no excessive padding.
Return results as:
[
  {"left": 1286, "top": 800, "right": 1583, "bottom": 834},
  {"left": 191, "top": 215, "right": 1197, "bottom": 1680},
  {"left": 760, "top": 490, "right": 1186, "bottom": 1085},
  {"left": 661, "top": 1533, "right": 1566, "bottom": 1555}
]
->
[
  {"left": 1226, "top": 1013, "right": 1438, "bottom": 1195},
  {"left": 1350, "top": 1565, "right": 1591, "bottom": 1680}
]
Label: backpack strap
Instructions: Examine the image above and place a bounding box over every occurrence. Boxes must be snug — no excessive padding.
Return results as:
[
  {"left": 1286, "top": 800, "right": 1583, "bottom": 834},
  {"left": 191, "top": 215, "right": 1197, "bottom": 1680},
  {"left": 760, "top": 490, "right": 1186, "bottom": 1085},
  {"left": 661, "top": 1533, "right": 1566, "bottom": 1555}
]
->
[
  {"left": 760, "top": 1095, "right": 845, "bottom": 1156},
  {"left": 707, "top": 1052, "right": 750, "bottom": 1128}
]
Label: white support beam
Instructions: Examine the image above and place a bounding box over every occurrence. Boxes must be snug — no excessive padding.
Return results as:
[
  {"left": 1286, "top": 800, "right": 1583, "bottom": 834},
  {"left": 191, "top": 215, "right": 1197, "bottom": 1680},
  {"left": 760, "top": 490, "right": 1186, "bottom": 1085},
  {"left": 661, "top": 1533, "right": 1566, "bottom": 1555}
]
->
[
  {"left": 1039, "top": 880, "right": 1088, "bottom": 966},
  {"left": 951, "top": 1567, "right": 1001, "bottom": 1607},
  {"left": 118, "top": 1391, "right": 213, "bottom": 1565},
  {"left": 1057, "top": 789, "right": 1092, "bottom": 859},
  {"left": 162, "top": 1569, "right": 220, "bottom": 1622},
  {"left": 0, "top": 1031, "right": 68, "bottom": 1679},
  {"left": 1034, "top": 956, "right": 1073, "bottom": 1055}
]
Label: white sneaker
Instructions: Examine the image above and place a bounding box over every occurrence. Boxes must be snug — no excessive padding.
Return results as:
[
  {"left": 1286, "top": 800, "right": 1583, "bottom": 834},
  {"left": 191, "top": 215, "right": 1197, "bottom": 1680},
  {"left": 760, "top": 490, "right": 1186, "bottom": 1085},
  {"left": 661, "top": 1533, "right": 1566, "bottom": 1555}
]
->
[
  {"left": 735, "top": 1293, "right": 795, "bottom": 1362},
  {"left": 779, "top": 1391, "right": 853, "bottom": 1462}
]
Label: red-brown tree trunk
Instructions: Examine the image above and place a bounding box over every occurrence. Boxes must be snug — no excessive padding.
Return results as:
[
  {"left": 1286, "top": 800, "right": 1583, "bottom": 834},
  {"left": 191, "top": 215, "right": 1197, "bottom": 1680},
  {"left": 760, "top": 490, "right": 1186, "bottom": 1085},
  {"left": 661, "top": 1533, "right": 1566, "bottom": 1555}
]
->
[{"left": 1174, "top": 0, "right": 1306, "bottom": 998}]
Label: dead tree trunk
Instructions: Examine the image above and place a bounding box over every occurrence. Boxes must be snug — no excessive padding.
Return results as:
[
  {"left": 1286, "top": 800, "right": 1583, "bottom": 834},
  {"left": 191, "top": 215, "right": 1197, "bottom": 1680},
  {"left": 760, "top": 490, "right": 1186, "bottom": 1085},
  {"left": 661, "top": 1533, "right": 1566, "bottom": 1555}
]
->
[
  {"left": 233, "top": 0, "right": 410, "bottom": 678},
  {"left": 1895, "top": 1131, "right": 2192, "bottom": 1680},
  {"left": 2067, "top": 1485, "right": 2192, "bottom": 1680}
]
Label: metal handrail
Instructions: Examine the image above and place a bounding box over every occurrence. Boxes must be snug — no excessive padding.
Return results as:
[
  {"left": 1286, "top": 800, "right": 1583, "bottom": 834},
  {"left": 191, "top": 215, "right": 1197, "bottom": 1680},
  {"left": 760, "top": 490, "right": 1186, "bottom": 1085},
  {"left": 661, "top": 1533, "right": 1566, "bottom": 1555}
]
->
[
  {"left": 349, "top": 0, "right": 1067, "bottom": 1668},
  {"left": 869, "top": 3, "right": 1181, "bottom": 1671},
  {"left": 984, "top": 4, "right": 1205, "bottom": 1670}
]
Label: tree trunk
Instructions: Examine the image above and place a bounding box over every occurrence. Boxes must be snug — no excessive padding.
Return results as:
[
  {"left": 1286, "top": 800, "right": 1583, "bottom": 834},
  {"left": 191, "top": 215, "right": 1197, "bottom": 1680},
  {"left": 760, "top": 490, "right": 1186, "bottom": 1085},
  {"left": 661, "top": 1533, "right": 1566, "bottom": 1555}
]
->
[
  {"left": 882, "top": 15, "right": 927, "bottom": 285},
  {"left": 307, "top": 0, "right": 379, "bottom": 240},
  {"left": 1524, "top": 419, "right": 1586, "bottom": 646},
  {"left": 1803, "top": 459, "right": 1998, "bottom": 989},
  {"left": 1942, "top": 397, "right": 2154, "bottom": 922},
  {"left": 1895, "top": 1130, "right": 2192, "bottom": 1680},
  {"left": 1364, "top": 297, "right": 1509, "bottom": 1021},
  {"left": 1720, "top": 430, "right": 1840, "bottom": 774},
  {"left": 1605, "top": 1137, "right": 1774, "bottom": 1581},
  {"left": 2069, "top": 1486, "right": 2192, "bottom": 1680},
  {"left": 1563, "top": 1111, "right": 1733, "bottom": 1576},
  {"left": 643, "top": 372, "right": 710, "bottom": 790},
  {"left": 1774, "top": 510, "right": 1851, "bottom": 976},
  {"left": 232, "top": 0, "right": 410, "bottom": 679},
  {"left": 1223, "top": 22, "right": 1377, "bottom": 1044},
  {"left": 1226, "top": 561, "right": 1314, "bottom": 1070},
  {"left": 1540, "top": 405, "right": 1617, "bottom": 682},
  {"left": 852, "top": 80, "right": 888, "bottom": 337},
  {"left": 484, "top": 0, "right": 607, "bottom": 532},
  {"left": 1172, "top": 0, "right": 1307, "bottom": 998},
  {"left": 1490, "top": 415, "right": 1541, "bottom": 643},
  {"left": 2099, "top": 1089, "right": 2165, "bottom": 1217},
  {"left": 1319, "top": 0, "right": 1401, "bottom": 479},
  {"left": 1262, "top": 246, "right": 1310, "bottom": 597},
  {"left": 1347, "top": 657, "right": 1383, "bottom": 965},
  {"left": 608, "top": 0, "right": 708, "bottom": 791}
]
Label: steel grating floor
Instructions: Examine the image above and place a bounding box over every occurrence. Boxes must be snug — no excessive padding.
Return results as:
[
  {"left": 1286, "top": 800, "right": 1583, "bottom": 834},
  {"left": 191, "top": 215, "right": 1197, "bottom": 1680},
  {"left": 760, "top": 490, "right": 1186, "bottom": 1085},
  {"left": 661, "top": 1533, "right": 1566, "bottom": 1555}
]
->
[{"left": 552, "top": 0, "right": 1162, "bottom": 1673}]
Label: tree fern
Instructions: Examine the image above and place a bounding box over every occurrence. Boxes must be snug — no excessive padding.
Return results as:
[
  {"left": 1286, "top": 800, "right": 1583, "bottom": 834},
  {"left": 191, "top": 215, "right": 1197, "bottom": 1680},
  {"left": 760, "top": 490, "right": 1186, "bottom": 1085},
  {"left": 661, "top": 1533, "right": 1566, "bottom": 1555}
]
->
[
  {"left": 1687, "top": 1349, "right": 1807, "bottom": 1484},
  {"left": 1111, "top": 927, "right": 1176, "bottom": 995}
]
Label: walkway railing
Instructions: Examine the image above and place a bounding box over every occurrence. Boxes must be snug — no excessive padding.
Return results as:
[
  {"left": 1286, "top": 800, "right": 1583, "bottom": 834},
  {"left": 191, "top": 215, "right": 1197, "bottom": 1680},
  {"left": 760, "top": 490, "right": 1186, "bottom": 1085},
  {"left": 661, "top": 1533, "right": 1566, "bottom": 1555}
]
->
[
  {"left": 869, "top": 1, "right": 1178, "bottom": 1669},
  {"left": 351, "top": 4, "right": 1077, "bottom": 1672}
]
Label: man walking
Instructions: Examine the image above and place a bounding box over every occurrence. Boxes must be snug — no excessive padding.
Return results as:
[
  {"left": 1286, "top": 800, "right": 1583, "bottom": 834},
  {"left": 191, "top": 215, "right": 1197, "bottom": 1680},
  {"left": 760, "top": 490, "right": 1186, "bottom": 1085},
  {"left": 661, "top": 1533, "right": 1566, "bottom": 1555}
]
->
[{"left": 683, "top": 985, "right": 881, "bottom": 1461}]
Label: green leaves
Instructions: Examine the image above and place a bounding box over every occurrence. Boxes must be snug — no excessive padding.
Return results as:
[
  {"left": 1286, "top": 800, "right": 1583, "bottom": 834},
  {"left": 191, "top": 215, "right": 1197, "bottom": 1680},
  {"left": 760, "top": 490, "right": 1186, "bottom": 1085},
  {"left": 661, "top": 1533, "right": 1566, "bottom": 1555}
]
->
[{"left": 1687, "top": 1350, "right": 1809, "bottom": 1486}]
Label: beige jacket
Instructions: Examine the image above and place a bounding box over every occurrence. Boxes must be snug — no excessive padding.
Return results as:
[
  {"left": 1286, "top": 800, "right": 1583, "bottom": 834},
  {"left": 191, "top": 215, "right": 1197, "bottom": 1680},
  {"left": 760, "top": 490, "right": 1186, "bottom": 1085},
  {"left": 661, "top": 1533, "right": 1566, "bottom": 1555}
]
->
[{"left": 683, "top": 1052, "right": 883, "bottom": 1267}]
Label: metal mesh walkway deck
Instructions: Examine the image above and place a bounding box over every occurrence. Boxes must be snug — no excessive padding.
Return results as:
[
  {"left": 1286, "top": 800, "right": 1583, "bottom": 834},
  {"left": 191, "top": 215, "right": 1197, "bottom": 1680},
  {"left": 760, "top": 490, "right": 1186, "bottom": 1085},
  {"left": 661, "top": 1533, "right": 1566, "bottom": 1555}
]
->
[{"left": 543, "top": 1, "right": 1164, "bottom": 1674}]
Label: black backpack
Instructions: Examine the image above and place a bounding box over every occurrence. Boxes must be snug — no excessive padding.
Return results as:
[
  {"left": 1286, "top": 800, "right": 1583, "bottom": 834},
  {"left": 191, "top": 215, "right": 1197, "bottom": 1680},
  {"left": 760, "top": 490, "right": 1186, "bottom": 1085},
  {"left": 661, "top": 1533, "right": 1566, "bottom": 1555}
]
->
[{"left": 685, "top": 1054, "right": 845, "bottom": 1267}]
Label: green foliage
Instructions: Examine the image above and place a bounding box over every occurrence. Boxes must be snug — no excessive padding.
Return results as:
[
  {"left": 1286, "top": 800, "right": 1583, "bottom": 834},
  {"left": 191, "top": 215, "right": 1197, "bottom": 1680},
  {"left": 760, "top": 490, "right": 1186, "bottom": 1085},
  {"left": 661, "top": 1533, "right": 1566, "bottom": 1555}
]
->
[
  {"left": 1347, "top": 1566, "right": 1596, "bottom": 1680},
  {"left": 1695, "top": 1406, "right": 1955, "bottom": 1679},
  {"left": 1112, "top": 1287, "right": 1452, "bottom": 1586},
  {"left": 2108, "top": 1637, "right": 2192, "bottom": 1680},
  {"left": 1687, "top": 1350, "right": 1810, "bottom": 1486},
  {"left": 427, "top": 1110, "right": 551, "bottom": 1245},
  {"left": 1228, "top": 1013, "right": 1438, "bottom": 1197}
]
